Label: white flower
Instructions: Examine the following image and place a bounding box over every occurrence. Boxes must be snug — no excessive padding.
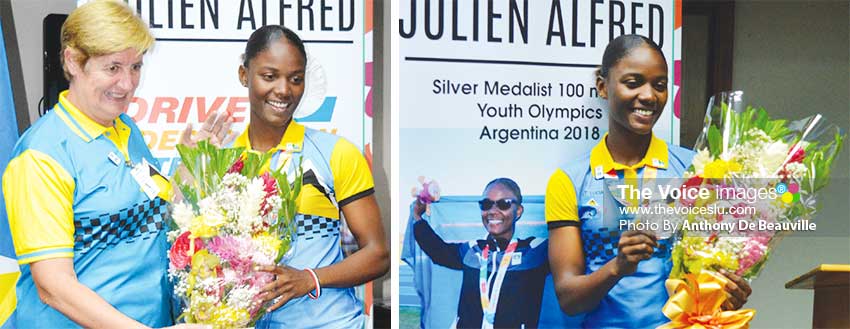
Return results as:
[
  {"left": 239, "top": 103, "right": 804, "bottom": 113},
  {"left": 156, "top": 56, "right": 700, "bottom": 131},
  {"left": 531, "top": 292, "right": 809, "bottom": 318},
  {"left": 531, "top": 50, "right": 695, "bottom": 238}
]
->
[
  {"left": 171, "top": 202, "right": 195, "bottom": 230},
  {"left": 234, "top": 177, "right": 266, "bottom": 233},
  {"left": 783, "top": 162, "right": 809, "bottom": 179},
  {"left": 251, "top": 249, "right": 275, "bottom": 266},
  {"left": 691, "top": 148, "right": 712, "bottom": 175},
  {"left": 166, "top": 230, "right": 183, "bottom": 243},
  {"left": 169, "top": 270, "right": 190, "bottom": 296},
  {"left": 215, "top": 186, "right": 241, "bottom": 223},
  {"left": 222, "top": 172, "right": 248, "bottom": 188},
  {"left": 265, "top": 194, "right": 283, "bottom": 224},
  {"left": 198, "top": 197, "right": 226, "bottom": 227},
  {"left": 761, "top": 140, "right": 791, "bottom": 176},
  {"left": 745, "top": 129, "right": 769, "bottom": 142},
  {"left": 225, "top": 285, "right": 259, "bottom": 311}
]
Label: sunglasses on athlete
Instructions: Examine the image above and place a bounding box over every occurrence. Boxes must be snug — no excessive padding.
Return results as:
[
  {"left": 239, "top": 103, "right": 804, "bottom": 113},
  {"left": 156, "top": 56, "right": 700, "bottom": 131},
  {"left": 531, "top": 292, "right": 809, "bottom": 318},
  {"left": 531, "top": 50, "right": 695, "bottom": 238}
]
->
[{"left": 478, "top": 198, "right": 518, "bottom": 211}]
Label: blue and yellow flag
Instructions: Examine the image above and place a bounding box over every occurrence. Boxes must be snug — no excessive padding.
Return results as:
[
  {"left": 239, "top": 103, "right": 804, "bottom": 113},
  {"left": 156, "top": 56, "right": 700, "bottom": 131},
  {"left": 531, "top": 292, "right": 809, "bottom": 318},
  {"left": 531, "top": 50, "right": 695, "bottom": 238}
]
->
[{"left": 0, "top": 16, "right": 20, "bottom": 328}]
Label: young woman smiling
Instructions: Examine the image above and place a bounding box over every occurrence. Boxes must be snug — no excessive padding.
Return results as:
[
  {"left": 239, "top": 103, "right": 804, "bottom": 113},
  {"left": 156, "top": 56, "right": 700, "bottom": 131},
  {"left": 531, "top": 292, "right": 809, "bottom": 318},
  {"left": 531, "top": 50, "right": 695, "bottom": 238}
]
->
[
  {"left": 544, "top": 34, "right": 752, "bottom": 328},
  {"left": 232, "top": 25, "right": 389, "bottom": 328}
]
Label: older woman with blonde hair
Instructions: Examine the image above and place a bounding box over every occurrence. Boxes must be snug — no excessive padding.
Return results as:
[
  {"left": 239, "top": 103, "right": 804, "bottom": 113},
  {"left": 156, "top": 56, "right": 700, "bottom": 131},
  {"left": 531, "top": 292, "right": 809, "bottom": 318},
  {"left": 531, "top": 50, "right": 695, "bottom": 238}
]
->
[{"left": 2, "top": 1, "right": 220, "bottom": 327}]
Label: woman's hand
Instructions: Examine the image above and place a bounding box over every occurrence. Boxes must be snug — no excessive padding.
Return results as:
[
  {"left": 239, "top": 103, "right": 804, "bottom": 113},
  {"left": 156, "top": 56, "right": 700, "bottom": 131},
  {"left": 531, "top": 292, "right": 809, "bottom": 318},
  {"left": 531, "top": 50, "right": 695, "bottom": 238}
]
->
[
  {"left": 612, "top": 230, "right": 658, "bottom": 277},
  {"left": 257, "top": 265, "right": 316, "bottom": 311},
  {"left": 412, "top": 200, "right": 426, "bottom": 221},
  {"left": 178, "top": 111, "right": 236, "bottom": 148},
  {"left": 719, "top": 270, "right": 752, "bottom": 310}
]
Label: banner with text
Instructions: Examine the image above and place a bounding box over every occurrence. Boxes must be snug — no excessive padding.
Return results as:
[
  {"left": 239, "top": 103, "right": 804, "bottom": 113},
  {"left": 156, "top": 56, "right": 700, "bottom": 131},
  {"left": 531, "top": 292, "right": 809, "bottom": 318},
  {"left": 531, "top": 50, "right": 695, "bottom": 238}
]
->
[
  {"left": 399, "top": 0, "right": 680, "bottom": 326},
  {"left": 79, "top": 0, "right": 373, "bottom": 175}
]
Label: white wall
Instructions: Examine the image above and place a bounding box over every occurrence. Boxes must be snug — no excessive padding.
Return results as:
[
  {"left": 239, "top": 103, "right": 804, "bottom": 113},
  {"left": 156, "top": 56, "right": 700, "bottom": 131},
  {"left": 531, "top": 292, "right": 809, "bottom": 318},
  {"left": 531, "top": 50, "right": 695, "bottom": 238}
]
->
[{"left": 730, "top": 1, "right": 850, "bottom": 328}]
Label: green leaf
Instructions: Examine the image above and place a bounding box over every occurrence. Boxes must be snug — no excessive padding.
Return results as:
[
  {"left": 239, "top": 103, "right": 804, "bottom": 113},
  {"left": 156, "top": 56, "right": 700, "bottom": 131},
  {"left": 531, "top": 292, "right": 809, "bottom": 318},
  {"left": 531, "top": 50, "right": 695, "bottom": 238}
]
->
[
  {"left": 707, "top": 125, "right": 722, "bottom": 157},
  {"left": 742, "top": 249, "right": 771, "bottom": 280},
  {"left": 242, "top": 151, "right": 272, "bottom": 177},
  {"left": 174, "top": 140, "right": 245, "bottom": 199}
]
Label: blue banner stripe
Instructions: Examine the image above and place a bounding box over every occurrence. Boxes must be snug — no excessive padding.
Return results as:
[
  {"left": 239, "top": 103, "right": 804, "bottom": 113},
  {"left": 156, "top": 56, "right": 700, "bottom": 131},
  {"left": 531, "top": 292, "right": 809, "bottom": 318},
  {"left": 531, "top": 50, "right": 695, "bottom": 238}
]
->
[
  {"left": 0, "top": 13, "right": 19, "bottom": 261},
  {"left": 0, "top": 15, "right": 18, "bottom": 329}
]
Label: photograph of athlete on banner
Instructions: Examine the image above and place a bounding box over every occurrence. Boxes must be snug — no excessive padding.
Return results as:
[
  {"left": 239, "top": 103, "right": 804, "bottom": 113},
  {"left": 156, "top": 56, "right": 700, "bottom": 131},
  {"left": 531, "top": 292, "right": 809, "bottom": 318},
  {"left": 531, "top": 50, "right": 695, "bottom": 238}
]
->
[{"left": 409, "top": 177, "right": 549, "bottom": 328}]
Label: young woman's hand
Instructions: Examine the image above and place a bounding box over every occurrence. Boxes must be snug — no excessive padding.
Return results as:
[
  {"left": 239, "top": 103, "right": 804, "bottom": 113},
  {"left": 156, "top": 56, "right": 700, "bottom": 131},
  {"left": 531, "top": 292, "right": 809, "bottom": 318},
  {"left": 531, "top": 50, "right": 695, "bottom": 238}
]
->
[
  {"left": 719, "top": 270, "right": 752, "bottom": 310},
  {"left": 256, "top": 265, "right": 316, "bottom": 311},
  {"left": 178, "top": 111, "right": 236, "bottom": 148},
  {"left": 612, "top": 230, "right": 658, "bottom": 277},
  {"left": 412, "top": 200, "right": 427, "bottom": 221}
]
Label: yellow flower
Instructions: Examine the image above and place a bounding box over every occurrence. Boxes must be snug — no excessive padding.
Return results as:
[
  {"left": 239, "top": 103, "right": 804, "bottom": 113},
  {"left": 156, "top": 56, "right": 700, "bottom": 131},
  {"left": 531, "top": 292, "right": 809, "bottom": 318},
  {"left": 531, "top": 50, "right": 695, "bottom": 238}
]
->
[
  {"left": 188, "top": 301, "right": 214, "bottom": 322},
  {"left": 211, "top": 305, "right": 250, "bottom": 327},
  {"left": 191, "top": 250, "right": 221, "bottom": 279},
  {"left": 190, "top": 215, "right": 219, "bottom": 238},
  {"left": 253, "top": 232, "right": 283, "bottom": 257},
  {"left": 703, "top": 159, "right": 742, "bottom": 179}
]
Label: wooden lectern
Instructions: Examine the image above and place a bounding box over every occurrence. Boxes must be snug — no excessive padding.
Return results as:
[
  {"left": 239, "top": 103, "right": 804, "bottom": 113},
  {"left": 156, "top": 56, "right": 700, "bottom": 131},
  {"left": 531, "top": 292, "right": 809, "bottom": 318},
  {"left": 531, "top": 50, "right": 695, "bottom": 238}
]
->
[{"left": 785, "top": 264, "right": 850, "bottom": 328}]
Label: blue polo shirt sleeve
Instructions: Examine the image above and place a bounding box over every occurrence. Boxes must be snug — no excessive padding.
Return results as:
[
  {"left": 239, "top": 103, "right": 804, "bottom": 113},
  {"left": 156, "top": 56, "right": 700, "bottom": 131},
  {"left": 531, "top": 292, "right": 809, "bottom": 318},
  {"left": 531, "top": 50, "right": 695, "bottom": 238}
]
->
[
  {"left": 329, "top": 138, "right": 375, "bottom": 207},
  {"left": 545, "top": 169, "right": 581, "bottom": 229},
  {"left": 2, "top": 149, "right": 76, "bottom": 264}
]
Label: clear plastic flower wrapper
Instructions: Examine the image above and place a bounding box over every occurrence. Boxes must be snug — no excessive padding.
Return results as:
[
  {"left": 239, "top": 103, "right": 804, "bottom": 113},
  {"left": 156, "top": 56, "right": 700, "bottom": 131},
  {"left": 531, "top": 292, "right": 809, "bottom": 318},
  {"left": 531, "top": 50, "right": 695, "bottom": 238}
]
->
[
  {"left": 167, "top": 141, "right": 302, "bottom": 327},
  {"left": 660, "top": 91, "right": 844, "bottom": 328}
]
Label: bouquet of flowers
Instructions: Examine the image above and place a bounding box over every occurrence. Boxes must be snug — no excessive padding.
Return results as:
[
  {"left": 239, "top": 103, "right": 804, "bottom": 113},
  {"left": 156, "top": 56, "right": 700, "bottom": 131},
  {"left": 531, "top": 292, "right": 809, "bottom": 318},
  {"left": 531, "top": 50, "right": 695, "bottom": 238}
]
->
[
  {"left": 167, "top": 141, "right": 302, "bottom": 327},
  {"left": 661, "top": 91, "right": 844, "bottom": 327},
  {"left": 411, "top": 176, "right": 440, "bottom": 216}
]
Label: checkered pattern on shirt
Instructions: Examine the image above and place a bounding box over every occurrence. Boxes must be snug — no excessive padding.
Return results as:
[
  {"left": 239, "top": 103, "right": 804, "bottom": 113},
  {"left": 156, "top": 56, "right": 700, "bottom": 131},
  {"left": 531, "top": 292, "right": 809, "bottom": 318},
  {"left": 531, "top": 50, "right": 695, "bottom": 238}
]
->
[
  {"left": 73, "top": 197, "right": 167, "bottom": 254},
  {"left": 582, "top": 228, "right": 672, "bottom": 265},
  {"left": 296, "top": 215, "right": 339, "bottom": 240}
]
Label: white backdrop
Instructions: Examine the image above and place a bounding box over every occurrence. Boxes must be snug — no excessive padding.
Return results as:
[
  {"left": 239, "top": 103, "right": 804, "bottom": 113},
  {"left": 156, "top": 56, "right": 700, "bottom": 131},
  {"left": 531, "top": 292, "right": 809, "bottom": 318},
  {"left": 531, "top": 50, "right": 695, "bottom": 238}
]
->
[
  {"left": 399, "top": 0, "right": 680, "bottom": 209},
  {"left": 79, "top": 0, "right": 373, "bottom": 175}
]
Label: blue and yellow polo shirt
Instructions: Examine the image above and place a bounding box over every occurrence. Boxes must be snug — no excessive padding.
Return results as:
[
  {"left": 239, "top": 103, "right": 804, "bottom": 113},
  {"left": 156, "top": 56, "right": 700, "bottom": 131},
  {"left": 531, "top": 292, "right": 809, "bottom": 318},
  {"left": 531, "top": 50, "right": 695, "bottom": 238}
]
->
[
  {"left": 545, "top": 134, "right": 694, "bottom": 328},
  {"left": 2, "top": 91, "right": 173, "bottom": 327},
  {"left": 233, "top": 120, "right": 374, "bottom": 328}
]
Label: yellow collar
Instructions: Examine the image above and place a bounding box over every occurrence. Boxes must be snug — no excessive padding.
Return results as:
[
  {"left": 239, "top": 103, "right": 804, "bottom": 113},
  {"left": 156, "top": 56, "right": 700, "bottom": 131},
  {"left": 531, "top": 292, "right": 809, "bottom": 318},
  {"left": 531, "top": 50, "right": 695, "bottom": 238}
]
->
[
  {"left": 234, "top": 119, "right": 305, "bottom": 154},
  {"left": 589, "top": 133, "right": 668, "bottom": 178},
  {"left": 55, "top": 90, "right": 123, "bottom": 142}
]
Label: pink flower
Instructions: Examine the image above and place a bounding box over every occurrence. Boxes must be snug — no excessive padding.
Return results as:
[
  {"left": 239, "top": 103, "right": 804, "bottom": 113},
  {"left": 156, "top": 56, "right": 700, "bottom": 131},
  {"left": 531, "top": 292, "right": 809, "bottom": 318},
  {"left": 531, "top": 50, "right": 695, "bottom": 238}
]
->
[
  {"left": 169, "top": 231, "right": 204, "bottom": 270},
  {"left": 260, "top": 172, "right": 279, "bottom": 216},
  {"left": 417, "top": 182, "right": 435, "bottom": 204},
  {"left": 412, "top": 177, "right": 441, "bottom": 204},
  {"left": 736, "top": 234, "right": 772, "bottom": 276},
  {"left": 249, "top": 270, "right": 276, "bottom": 316},
  {"left": 788, "top": 144, "right": 806, "bottom": 163},
  {"left": 207, "top": 235, "right": 254, "bottom": 281},
  {"left": 228, "top": 157, "right": 245, "bottom": 174},
  {"left": 207, "top": 235, "right": 242, "bottom": 263}
]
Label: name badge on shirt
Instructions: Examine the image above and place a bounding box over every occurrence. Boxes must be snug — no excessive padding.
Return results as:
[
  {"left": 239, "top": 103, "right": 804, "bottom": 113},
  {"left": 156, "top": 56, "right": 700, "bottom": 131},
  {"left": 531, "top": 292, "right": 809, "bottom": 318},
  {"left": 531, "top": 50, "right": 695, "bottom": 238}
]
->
[
  {"left": 511, "top": 252, "right": 522, "bottom": 265},
  {"left": 108, "top": 152, "right": 123, "bottom": 166},
  {"left": 130, "top": 158, "right": 161, "bottom": 200}
]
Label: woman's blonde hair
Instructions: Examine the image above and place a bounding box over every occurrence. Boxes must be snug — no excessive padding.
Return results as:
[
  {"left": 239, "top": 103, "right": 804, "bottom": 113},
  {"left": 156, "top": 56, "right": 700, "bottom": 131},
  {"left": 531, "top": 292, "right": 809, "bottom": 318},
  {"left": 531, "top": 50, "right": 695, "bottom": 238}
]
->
[{"left": 61, "top": 0, "right": 154, "bottom": 80}]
